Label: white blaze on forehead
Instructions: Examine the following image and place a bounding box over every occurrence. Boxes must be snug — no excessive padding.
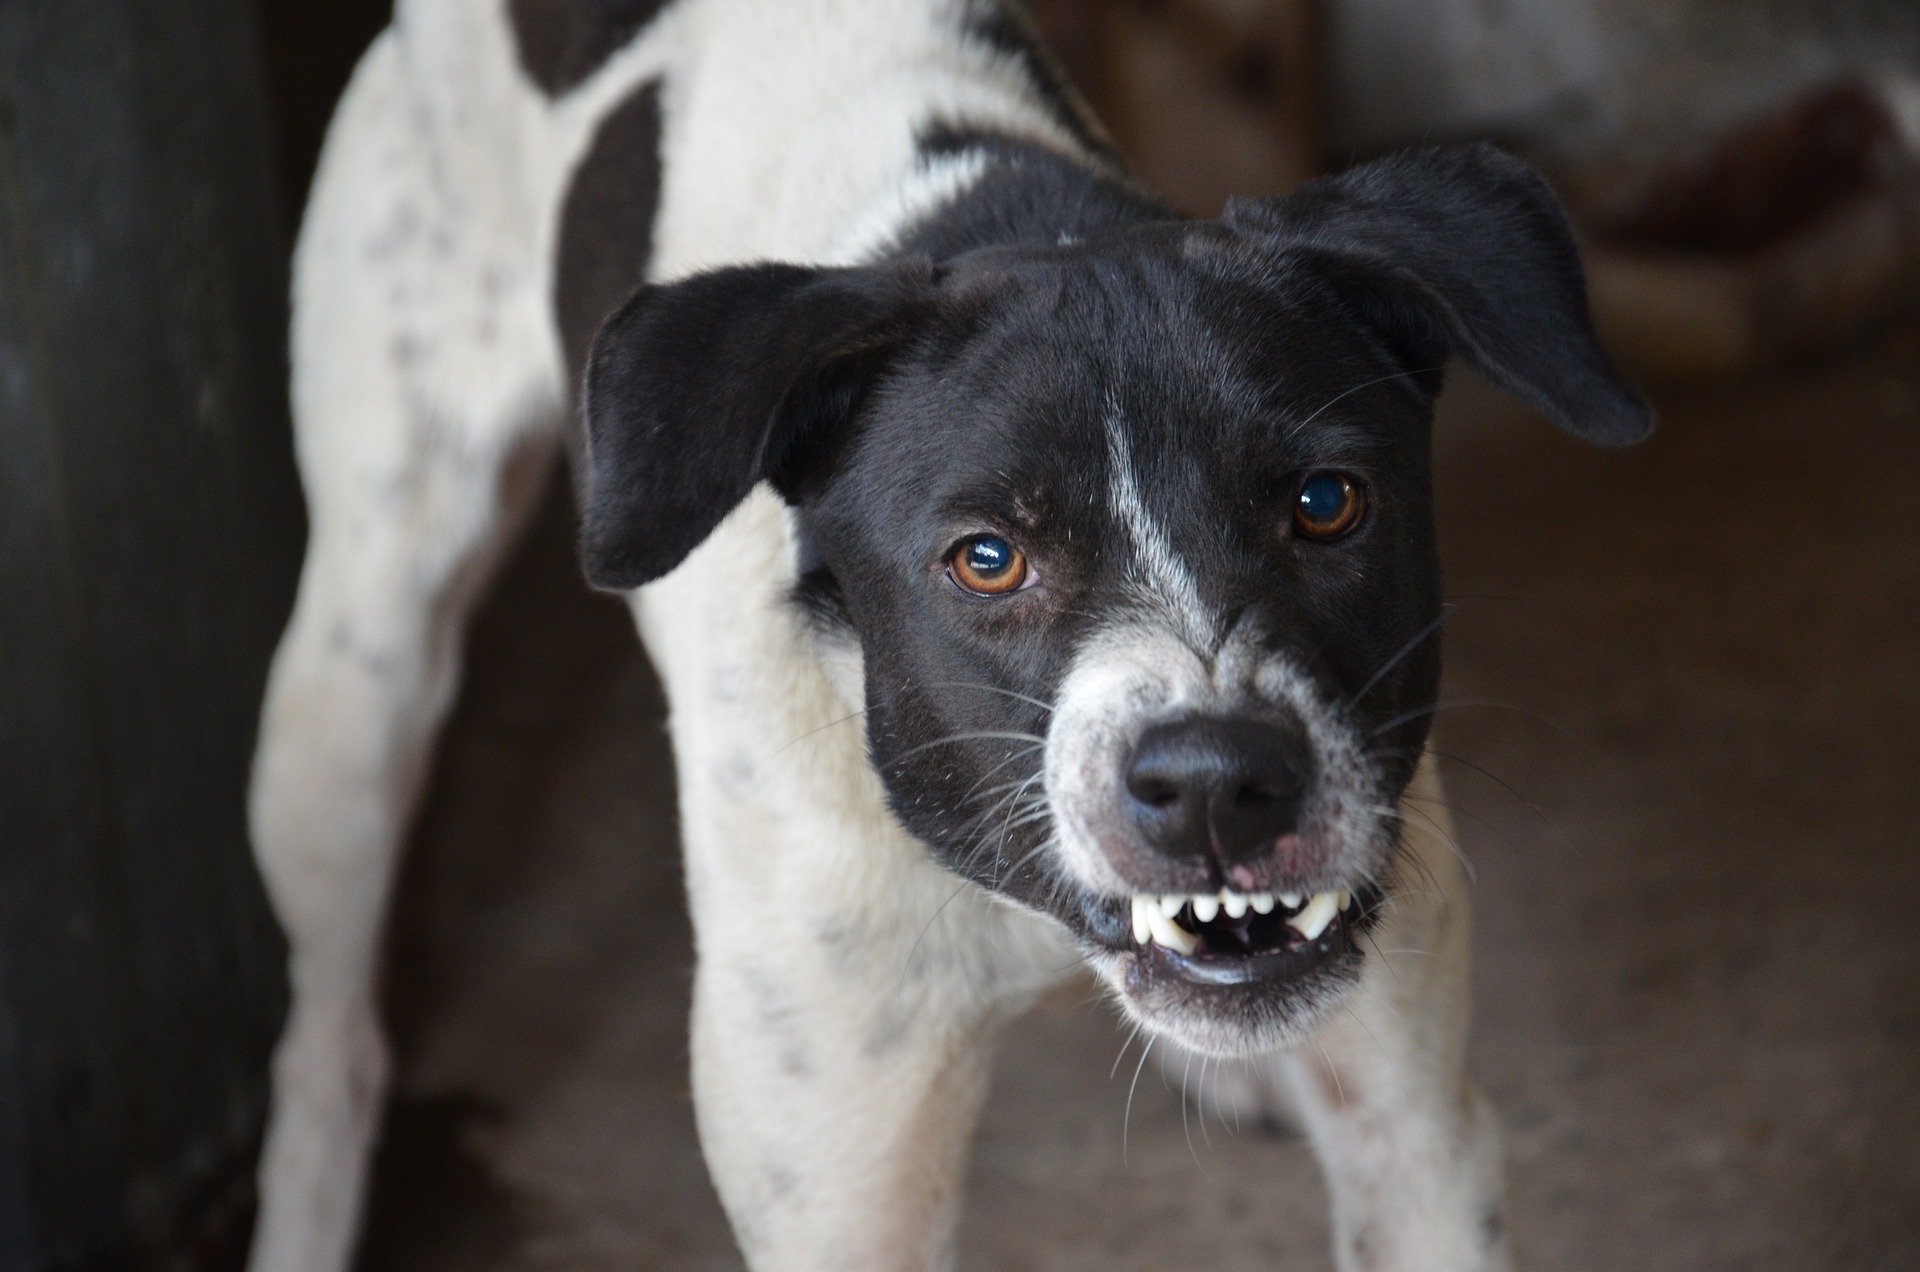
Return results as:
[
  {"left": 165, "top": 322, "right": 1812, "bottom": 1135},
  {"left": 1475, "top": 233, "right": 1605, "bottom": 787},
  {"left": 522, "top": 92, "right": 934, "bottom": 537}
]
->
[{"left": 1104, "top": 396, "right": 1209, "bottom": 643}]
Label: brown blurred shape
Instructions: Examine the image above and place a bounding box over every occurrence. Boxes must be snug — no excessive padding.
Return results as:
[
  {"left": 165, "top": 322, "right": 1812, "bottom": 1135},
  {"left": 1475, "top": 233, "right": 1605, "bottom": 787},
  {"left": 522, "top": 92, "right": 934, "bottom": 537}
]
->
[{"left": 1034, "top": 0, "right": 1323, "bottom": 213}]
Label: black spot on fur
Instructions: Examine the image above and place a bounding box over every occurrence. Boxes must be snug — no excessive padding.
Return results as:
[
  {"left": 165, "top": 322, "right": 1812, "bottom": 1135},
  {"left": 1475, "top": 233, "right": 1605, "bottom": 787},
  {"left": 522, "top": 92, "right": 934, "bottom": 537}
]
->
[
  {"left": 509, "top": 0, "right": 672, "bottom": 97},
  {"left": 555, "top": 79, "right": 663, "bottom": 390}
]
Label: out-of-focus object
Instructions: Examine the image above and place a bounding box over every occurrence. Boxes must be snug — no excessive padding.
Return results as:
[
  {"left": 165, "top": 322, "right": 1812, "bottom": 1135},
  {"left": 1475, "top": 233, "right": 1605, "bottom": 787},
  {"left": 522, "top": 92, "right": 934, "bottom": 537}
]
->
[
  {"left": 0, "top": 0, "right": 302, "bottom": 1266},
  {"left": 1574, "top": 77, "right": 1920, "bottom": 381},
  {"left": 1032, "top": 1, "right": 1920, "bottom": 383},
  {"left": 1319, "top": 0, "right": 1918, "bottom": 173},
  {"left": 1032, "top": 0, "right": 1322, "bottom": 214},
  {"left": 1586, "top": 81, "right": 1916, "bottom": 254}
]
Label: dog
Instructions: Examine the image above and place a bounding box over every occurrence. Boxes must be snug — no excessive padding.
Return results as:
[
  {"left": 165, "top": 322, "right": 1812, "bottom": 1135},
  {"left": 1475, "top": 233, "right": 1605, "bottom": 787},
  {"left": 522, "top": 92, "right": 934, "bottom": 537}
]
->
[{"left": 246, "top": 1, "right": 1651, "bottom": 1268}]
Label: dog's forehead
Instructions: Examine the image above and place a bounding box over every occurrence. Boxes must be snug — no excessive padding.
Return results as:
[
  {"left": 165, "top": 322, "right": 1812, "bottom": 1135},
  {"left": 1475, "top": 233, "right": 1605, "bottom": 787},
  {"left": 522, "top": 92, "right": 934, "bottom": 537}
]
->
[
  {"left": 870, "top": 249, "right": 1395, "bottom": 512},
  {"left": 968, "top": 241, "right": 1380, "bottom": 416}
]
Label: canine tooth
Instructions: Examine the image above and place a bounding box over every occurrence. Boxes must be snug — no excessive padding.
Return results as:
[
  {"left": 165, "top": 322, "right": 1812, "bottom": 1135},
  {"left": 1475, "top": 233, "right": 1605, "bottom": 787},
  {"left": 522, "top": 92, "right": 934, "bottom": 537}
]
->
[
  {"left": 1145, "top": 906, "right": 1200, "bottom": 955},
  {"left": 1158, "top": 895, "right": 1185, "bottom": 919},
  {"left": 1221, "top": 890, "right": 1249, "bottom": 919},
  {"left": 1250, "top": 892, "right": 1276, "bottom": 915},
  {"left": 1288, "top": 891, "right": 1342, "bottom": 942},
  {"left": 1279, "top": 891, "right": 1302, "bottom": 909},
  {"left": 1337, "top": 889, "right": 1353, "bottom": 912},
  {"left": 1190, "top": 893, "right": 1220, "bottom": 923},
  {"left": 1131, "top": 896, "right": 1151, "bottom": 945}
]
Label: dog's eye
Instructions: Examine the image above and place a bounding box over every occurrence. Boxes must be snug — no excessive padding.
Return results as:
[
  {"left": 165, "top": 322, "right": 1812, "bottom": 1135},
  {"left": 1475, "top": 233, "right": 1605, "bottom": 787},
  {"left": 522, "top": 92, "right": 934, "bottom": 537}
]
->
[
  {"left": 948, "top": 535, "right": 1030, "bottom": 596},
  {"left": 1292, "top": 472, "right": 1367, "bottom": 542}
]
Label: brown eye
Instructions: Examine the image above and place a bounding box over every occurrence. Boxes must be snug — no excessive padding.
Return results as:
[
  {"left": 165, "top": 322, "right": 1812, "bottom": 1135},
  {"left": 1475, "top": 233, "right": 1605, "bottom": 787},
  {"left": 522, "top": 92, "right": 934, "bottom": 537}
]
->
[
  {"left": 1292, "top": 472, "right": 1367, "bottom": 541},
  {"left": 948, "top": 535, "right": 1029, "bottom": 596}
]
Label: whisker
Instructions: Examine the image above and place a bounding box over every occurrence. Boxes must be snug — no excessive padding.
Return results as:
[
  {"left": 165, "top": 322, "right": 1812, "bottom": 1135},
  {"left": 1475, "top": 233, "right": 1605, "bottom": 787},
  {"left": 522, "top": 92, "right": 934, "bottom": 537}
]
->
[
  {"left": 1313, "top": 1040, "right": 1348, "bottom": 1105},
  {"left": 958, "top": 752, "right": 1047, "bottom": 808},
  {"left": 1360, "top": 928, "right": 1407, "bottom": 987},
  {"left": 1124, "top": 1037, "right": 1157, "bottom": 1165},
  {"left": 1425, "top": 747, "right": 1572, "bottom": 850},
  {"left": 895, "top": 878, "right": 971, "bottom": 995},
  {"left": 1397, "top": 802, "right": 1478, "bottom": 884},
  {"left": 893, "top": 729, "right": 1049, "bottom": 761},
  {"left": 1290, "top": 365, "right": 1444, "bottom": 436},
  {"left": 1345, "top": 609, "right": 1451, "bottom": 710},
  {"left": 770, "top": 707, "right": 868, "bottom": 756},
  {"left": 1110, "top": 1021, "right": 1144, "bottom": 1081},
  {"left": 1341, "top": 1000, "right": 1394, "bottom": 1052},
  {"left": 1181, "top": 1051, "right": 1198, "bottom": 1168},
  {"left": 1369, "top": 698, "right": 1575, "bottom": 742},
  {"left": 1197, "top": 1056, "right": 1216, "bottom": 1152},
  {"left": 1402, "top": 791, "right": 1527, "bottom": 858},
  {"left": 926, "top": 681, "right": 1056, "bottom": 714}
]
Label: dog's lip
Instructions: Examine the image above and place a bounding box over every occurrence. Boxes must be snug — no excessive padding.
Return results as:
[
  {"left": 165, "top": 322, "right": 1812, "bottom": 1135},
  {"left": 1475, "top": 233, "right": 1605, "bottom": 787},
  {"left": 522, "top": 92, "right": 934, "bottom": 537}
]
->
[{"left": 1132, "top": 930, "right": 1347, "bottom": 987}]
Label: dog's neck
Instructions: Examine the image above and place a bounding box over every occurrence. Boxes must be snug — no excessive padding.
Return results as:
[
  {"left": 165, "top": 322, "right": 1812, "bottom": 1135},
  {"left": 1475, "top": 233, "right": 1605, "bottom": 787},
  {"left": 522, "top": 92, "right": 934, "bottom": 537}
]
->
[{"left": 864, "top": 129, "right": 1169, "bottom": 266}]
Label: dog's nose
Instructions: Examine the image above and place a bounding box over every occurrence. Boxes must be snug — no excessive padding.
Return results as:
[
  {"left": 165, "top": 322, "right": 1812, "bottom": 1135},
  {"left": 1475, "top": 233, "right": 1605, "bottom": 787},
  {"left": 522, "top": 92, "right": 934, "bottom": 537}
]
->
[{"left": 1124, "top": 715, "right": 1313, "bottom": 866}]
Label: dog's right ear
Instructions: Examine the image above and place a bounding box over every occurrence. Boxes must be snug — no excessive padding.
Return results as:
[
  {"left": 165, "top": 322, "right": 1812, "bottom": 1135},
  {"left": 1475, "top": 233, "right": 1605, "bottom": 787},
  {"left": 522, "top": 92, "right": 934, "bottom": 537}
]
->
[{"left": 579, "top": 259, "right": 934, "bottom": 590}]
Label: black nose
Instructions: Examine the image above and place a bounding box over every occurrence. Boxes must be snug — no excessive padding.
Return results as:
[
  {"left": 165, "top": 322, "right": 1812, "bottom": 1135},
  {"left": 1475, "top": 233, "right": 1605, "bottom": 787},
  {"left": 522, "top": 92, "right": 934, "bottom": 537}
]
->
[{"left": 1124, "top": 715, "right": 1313, "bottom": 866}]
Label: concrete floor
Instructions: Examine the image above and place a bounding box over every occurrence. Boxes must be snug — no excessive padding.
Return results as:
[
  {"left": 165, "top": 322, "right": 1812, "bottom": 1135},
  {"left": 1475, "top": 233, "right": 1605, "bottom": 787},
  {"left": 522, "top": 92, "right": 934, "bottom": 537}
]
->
[{"left": 359, "top": 325, "right": 1920, "bottom": 1270}]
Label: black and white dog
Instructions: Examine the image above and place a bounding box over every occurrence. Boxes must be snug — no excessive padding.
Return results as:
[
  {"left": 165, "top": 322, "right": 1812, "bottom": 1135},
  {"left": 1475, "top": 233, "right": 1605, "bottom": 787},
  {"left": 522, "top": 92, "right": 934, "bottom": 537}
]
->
[{"left": 248, "top": 1, "right": 1650, "bottom": 1268}]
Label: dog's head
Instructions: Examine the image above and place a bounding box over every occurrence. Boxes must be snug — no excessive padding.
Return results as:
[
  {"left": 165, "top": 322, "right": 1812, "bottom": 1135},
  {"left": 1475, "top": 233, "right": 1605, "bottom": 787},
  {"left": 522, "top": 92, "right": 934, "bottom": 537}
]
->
[{"left": 579, "top": 147, "right": 1651, "bottom": 1056}]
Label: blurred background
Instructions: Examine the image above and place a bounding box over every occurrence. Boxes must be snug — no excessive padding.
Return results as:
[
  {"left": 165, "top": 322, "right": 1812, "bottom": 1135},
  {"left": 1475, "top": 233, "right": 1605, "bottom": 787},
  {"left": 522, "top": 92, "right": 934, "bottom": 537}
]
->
[{"left": 1, "top": 0, "right": 1916, "bottom": 1267}]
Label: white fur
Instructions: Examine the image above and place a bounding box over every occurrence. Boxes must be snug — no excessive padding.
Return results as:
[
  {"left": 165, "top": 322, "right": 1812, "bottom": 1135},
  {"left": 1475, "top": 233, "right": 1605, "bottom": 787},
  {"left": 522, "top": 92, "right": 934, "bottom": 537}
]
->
[
  {"left": 1104, "top": 394, "right": 1210, "bottom": 644},
  {"left": 249, "top": 3, "right": 1505, "bottom": 1269}
]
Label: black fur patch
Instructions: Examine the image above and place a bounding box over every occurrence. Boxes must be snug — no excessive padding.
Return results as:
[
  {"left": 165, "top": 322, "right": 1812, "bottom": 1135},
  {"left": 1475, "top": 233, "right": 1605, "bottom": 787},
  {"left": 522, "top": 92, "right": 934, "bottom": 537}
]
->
[
  {"left": 509, "top": 0, "right": 671, "bottom": 97},
  {"left": 555, "top": 78, "right": 663, "bottom": 390}
]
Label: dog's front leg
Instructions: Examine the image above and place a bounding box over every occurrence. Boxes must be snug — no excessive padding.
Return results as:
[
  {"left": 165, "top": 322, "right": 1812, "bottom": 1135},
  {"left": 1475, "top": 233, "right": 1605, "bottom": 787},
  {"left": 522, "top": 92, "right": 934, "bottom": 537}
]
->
[
  {"left": 1283, "top": 773, "right": 1512, "bottom": 1272},
  {"left": 680, "top": 809, "right": 1067, "bottom": 1271}
]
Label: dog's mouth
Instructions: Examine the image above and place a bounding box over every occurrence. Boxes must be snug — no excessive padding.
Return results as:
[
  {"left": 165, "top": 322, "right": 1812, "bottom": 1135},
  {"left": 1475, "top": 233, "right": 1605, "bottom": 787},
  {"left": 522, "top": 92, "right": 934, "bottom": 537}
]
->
[{"left": 1079, "top": 884, "right": 1382, "bottom": 990}]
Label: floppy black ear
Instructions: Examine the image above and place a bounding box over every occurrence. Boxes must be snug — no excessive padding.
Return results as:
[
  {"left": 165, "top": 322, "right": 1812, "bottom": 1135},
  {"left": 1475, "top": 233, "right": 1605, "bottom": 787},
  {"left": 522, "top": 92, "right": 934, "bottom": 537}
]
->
[
  {"left": 1224, "top": 144, "right": 1653, "bottom": 446},
  {"left": 579, "top": 259, "right": 932, "bottom": 590}
]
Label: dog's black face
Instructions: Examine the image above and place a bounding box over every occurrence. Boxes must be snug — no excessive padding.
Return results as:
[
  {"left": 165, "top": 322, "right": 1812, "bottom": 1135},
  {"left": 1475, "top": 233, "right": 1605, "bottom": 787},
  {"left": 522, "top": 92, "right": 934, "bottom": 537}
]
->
[{"left": 580, "top": 147, "right": 1650, "bottom": 1054}]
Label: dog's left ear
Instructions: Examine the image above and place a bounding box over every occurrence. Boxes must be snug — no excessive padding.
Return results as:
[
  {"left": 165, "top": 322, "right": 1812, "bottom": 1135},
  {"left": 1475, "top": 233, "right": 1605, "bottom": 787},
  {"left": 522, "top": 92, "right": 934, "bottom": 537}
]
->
[
  {"left": 1224, "top": 144, "right": 1653, "bottom": 446},
  {"left": 579, "top": 259, "right": 933, "bottom": 590}
]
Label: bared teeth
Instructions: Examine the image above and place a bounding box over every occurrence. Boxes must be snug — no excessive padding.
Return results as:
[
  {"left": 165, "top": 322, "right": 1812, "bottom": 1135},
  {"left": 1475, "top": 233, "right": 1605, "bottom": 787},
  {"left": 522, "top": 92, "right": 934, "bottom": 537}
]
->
[
  {"left": 1287, "top": 891, "right": 1343, "bottom": 942},
  {"left": 1131, "top": 886, "right": 1355, "bottom": 955},
  {"left": 1145, "top": 904, "right": 1199, "bottom": 954},
  {"left": 1129, "top": 895, "right": 1198, "bottom": 953}
]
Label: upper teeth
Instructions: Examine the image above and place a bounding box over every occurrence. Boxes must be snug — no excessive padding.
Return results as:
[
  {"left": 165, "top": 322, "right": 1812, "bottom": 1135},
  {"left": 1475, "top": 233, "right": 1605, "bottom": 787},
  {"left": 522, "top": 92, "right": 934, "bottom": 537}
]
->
[{"left": 1127, "top": 889, "right": 1355, "bottom": 951}]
